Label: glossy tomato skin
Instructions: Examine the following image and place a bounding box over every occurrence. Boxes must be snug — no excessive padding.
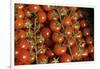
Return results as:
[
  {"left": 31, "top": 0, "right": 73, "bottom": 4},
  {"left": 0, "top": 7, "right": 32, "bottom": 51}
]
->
[
  {"left": 75, "top": 31, "right": 82, "bottom": 39},
  {"left": 28, "top": 5, "right": 40, "bottom": 12},
  {"left": 46, "top": 50, "right": 54, "bottom": 58},
  {"left": 83, "top": 28, "right": 90, "bottom": 37},
  {"left": 17, "top": 49, "right": 31, "bottom": 64},
  {"left": 30, "top": 53, "right": 35, "bottom": 63},
  {"left": 88, "top": 45, "right": 94, "bottom": 54},
  {"left": 60, "top": 53, "right": 72, "bottom": 63},
  {"left": 38, "top": 54, "right": 48, "bottom": 64},
  {"left": 47, "top": 10, "right": 58, "bottom": 21},
  {"left": 52, "top": 32, "right": 64, "bottom": 43},
  {"left": 42, "top": 5, "right": 52, "bottom": 11},
  {"left": 63, "top": 16, "right": 72, "bottom": 26},
  {"left": 41, "top": 27, "right": 51, "bottom": 39},
  {"left": 82, "top": 49, "right": 89, "bottom": 58},
  {"left": 18, "top": 30, "right": 26, "bottom": 39},
  {"left": 65, "top": 27, "right": 73, "bottom": 36},
  {"left": 16, "top": 39, "right": 31, "bottom": 50},
  {"left": 86, "top": 36, "right": 93, "bottom": 45},
  {"left": 16, "top": 10, "right": 25, "bottom": 19},
  {"left": 80, "top": 20, "right": 87, "bottom": 28},
  {"left": 72, "top": 46, "right": 82, "bottom": 60},
  {"left": 15, "top": 19, "right": 25, "bottom": 29},
  {"left": 50, "top": 20, "right": 61, "bottom": 32},
  {"left": 68, "top": 38, "right": 75, "bottom": 47},
  {"left": 37, "top": 11, "right": 46, "bottom": 23},
  {"left": 53, "top": 44, "right": 67, "bottom": 56}
]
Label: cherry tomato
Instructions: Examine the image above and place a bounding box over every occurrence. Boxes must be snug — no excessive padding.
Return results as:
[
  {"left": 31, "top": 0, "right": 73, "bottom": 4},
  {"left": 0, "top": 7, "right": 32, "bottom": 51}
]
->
[
  {"left": 68, "top": 38, "right": 75, "bottom": 47},
  {"left": 60, "top": 53, "right": 72, "bottom": 62},
  {"left": 78, "top": 39, "right": 86, "bottom": 48},
  {"left": 73, "top": 22, "right": 80, "bottom": 31},
  {"left": 42, "top": 5, "right": 52, "bottom": 11},
  {"left": 65, "top": 27, "right": 73, "bottom": 36},
  {"left": 72, "top": 46, "right": 82, "bottom": 60},
  {"left": 47, "top": 10, "right": 58, "bottom": 21},
  {"left": 18, "top": 30, "right": 26, "bottom": 39},
  {"left": 80, "top": 19, "right": 87, "bottom": 28},
  {"left": 16, "top": 39, "right": 31, "bottom": 50},
  {"left": 50, "top": 20, "right": 61, "bottom": 32},
  {"left": 82, "top": 49, "right": 89, "bottom": 57},
  {"left": 15, "top": 19, "right": 25, "bottom": 29},
  {"left": 83, "top": 28, "right": 90, "bottom": 37},
  {"left": 41, "top": 27, "right": 51, "bottom": 39},
  {"left": 16, "top": 4, "right": 24, "bottom": 10},
  {"left": 37, "top": 11, "right": 46, "bottom": 23},
  {"left": 63, "top": 16, "right": 72, "bottom": 26},
  {"left": 46, "top": 49, "right": 54, "bottom": 58},
  {"left": 17, "top": 49, "right": 31, "bottom": 64},
  {"left": 44, "top": 39, "right": 53, "bottom": 47},
  {"left": 53, "top": 44, "right": 67, "bottom": 56},
  {"left": 88, "top": 45, "right": 94, "bottom": 54},
  {"left": 16, "top": 10, "right": 25, "bottom": 19},
  {"left": 28, "top": 5, "right": 40, "bottom": 12},
  {"left": 37, "top": 45, "right": 47, "bottom": 54},
  {"left": 75, "top": 31, "right": 82, "bottom": 39},
  {"left": 30, "top": 52, "right": 35, "bottom": 63},
  {"left": 86, "top": 36, "right": 93, "bottom": 45},
  {"left": 52, "top": 32, "right": 64, "bottom": 43},
  {"left": 38, "top": 54, "right": 48, "bottom": 64}
]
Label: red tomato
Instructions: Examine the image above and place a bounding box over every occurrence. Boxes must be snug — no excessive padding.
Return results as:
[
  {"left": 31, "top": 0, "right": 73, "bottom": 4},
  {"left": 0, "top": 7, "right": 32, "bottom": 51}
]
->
[
  {"left": 86, "top": 36, "right": 93, "bottom": 45},
  {"left": 65, "top": 27, "right": 73, "bottom": 36},
  {"left": 37, "top": 11, "right": 46, "bottom": 23},
  {"left": 63, "top": 16, "right": 72, "bottom": 26},
  {"left": 60, "top": 53, "right": 72, "bottom": 62},
  {"left": 83, "top": 28, "right": 90, "bottom": 37},
  {"left": 78, "top": 39, "right": 86, "bottom": 48},
  {"left": 42, "top": 5, "right": 52, "bottom": 11},
  {"left": 15, "top": 19, "right": 25, "bottom": 29},
  {"left": 16, "top": 4, "right": 24, "bottom": 10},
  {"left": 73, "top": 22, "right": 80, "bottom": 31},
  {"left": 30, "top": 52, "right": 35, "bottom": 63},
  {"left": 38, "top": 54, "right": 48, "bottom": 64},
  {"left": 36, "top": 35, "right": 45, "bottom": 44},
  {"left": 41, "top": 27, "right": 51, "bottom": 39},
  {"left": 15, "top": 59, "right": 23, "bottom": 65},
  {"left": 80, "top": 20, "right": 87, "bottom": 28},
  {"left": 16, "top": 10, "right": 25, "bottom": 19},
  {"left": 88, "top": 45, "right": 94, "bottom": 54},
  {"left": 16, "top": 39, "right": 31, "bottom": 50},
  {"left": 53, "top": 44, "right": 67, "bottom": 56},
  {"left": 75, "top": 31, "right": 82, "bottom": 39},
  {"left": 18, "top": 30, "right": 26, "bottom": 39},
  {"left": 17, "top": 49, "right": 31, "bottom": 64},
  {"left": 44, "top": 39, "right": 53, "bottom": 47},
  {"left": 37, "top": 45, "right": 47, "bottom": 54},
  {"left": 68, "top": 38, "right": 75, "bottom": 47},
  {"left": 72, "top": 46, "right": 82, "bottom": 60},
  {"left": 46, "top": 50, "right": 54, "bottom": 58},
  {"left": 52, "top": 32, "right": 64, "bottom": 43},
  {"left": 50, "top": 20, "right": 61, "bottom": 32},
  {"left": 28, "top": 5, "right": 40, "bottom": 12},
  {"left": 82, "top": 49, "right": 89, "bottom": 57},
  {"left": 47, "top": 10, "right": 58, "bottom": 21}
]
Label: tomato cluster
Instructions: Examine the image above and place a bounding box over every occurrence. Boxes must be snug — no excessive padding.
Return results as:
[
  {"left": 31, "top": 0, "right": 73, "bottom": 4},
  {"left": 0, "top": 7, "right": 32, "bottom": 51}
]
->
[{"left": 15, "top": 4, "right": 94, "bottom": 65}]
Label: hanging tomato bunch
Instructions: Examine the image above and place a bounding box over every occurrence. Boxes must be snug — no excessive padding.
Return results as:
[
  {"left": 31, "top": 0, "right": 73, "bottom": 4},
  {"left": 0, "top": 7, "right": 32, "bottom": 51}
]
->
[{"left": 15, "top": 4, "right": 94, "bottom": 65}]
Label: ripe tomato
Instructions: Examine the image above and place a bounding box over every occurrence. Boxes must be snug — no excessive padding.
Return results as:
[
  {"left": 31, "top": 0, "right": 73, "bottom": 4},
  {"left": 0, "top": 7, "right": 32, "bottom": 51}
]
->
[
  {"left": 18, "top": 30, "right": 26, "bottom": 39},
  {"left": 88, "top": 45, "right": 94, "bottom": 54},
  {"left": 42, "top": 5, "right": 52, "bottom": 11},
  {"left": 75, "top": 31, "right": 82, "bottom": 39},
  {"left": 37, "top": 11, "right": 46, "bottom": 23},
  {"left": 80, "top": 19, "right": 87, "bottom": 28},
  {"left": 41, "top": 27, "right": 51, "bottom": 39},
  {"left": 17, "top": 49, "right": 31, "bottom": 64},
  {"left": 15, "top": 59, "right": 23, "bottom": 65},
  {"left": 60, "top": 53, "right": 72, "bottom": 62},
  {"left": 86, "top": 36, "right": 93, "bottom": 45},
  {"left": 16, "top": 4, "right": 24, "bottom": 10},
  {"left": 65, "top": 27, "right": 73, "bottom": 36},
  {"left": 28, "top": 5, "right": 40, "bottom": 12},
  {"left": 72, "top": 46, "right": 82, "bottom": 60},
  {"left": 68, "top": 38, "right": 75, "bottom": 47},
  {"left": 53, "top": 44, "right": 67, "bottom": 56},
  {"left": 52, "top": 32, "right": 64, "bottom": 43},
  {"left": 36, "top": 34, "right": 45, "bottom": 44},
  {"left": 83, "top": 28, "right": 90, "bottom": 37},
  {"left": 46, "top": 49, "right": 54, "bottom": 58},
  {"left": 16, "top": 10, "right": 25, "bottom": 19},
  {"left": 37, "top": 45, "right": 47, "bottom": 54},
  {"left": 82, "top": 49, "right": 89, "bottom": 58},
  {"left": 47, "top": 10, "right": 58, "bottom": 21},
  {"left": 16, "top": 39, "right": 31, "bottom": 50},
  {"left": 78, "top": 39, "right": 86, "bottom": 48},
  {"left": 30, "top": 52, "right": 35, "bottom": 63},
  {"left": 38, "top": 54, "right": 48, "bottom": 64},
  {"left": 73, "top": 22, "right": 80, "bottom": 31},
  {"left": 15, "top": 19, "right": 25, "bottom": 29},
  {"left": 50, "top": 20, "right": 61, "bottom": 32},
  {"left": 63, "top": 16, "right": 72, "bottom": 26},
  {"left": 15, "top": 48, "right": 21, "bottom": 58},
  {"left": 44, "top": 39, "right": 53, "bottom": 47}
]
